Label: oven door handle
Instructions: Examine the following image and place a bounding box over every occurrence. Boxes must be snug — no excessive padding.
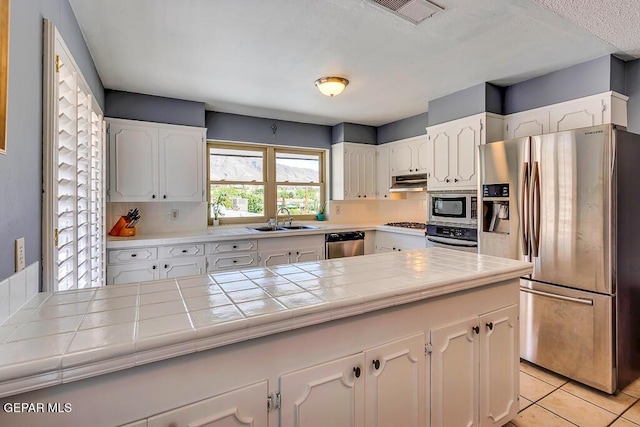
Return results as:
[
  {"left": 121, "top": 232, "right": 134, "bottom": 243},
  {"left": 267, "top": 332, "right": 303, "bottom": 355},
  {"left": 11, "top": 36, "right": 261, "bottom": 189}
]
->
[{"left": 427, "top": 236, "right": 478, "bottom": 248}]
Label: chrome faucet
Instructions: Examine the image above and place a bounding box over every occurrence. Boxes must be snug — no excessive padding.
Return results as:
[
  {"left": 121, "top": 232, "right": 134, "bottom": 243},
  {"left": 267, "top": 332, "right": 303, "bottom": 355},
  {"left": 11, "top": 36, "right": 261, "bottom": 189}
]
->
[{"left": 276, "top": 206, "right": 291, "bottom": 227}]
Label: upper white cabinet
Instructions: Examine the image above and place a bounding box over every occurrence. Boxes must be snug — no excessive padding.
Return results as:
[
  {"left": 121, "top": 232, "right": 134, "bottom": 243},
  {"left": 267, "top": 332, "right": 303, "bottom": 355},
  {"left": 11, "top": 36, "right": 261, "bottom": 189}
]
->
[
  {"left": 389, "top": 136, "right": 430, "bottom": 176},
  {"left": 332, "top": 142, "right": 377, "bottom": 200},
  {"left": 108, "top": 118, "right": 206, "bottom": 202},
  {"left": 504, "top": 91, "right": 628, "bottom": 138},
  {"left": 426, "top": 113, "right": 504, "bottom": 191},
  {"left": 375, "top": 144, "right": 391, "bottom": 199}
]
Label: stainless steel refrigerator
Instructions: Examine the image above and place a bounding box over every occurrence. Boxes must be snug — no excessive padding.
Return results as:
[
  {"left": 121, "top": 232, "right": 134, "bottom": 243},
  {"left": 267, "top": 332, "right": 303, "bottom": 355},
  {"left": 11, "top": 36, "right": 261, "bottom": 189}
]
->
[{"left": 478, "top": 124, "right": 640, "bottom": 393}]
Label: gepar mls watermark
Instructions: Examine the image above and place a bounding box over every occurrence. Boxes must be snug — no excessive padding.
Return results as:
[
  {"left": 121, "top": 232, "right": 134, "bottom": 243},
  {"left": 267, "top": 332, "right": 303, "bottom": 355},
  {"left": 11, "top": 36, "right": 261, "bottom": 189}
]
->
[{"left": 3, "top": 402, "right": 72, "bottom": 413}]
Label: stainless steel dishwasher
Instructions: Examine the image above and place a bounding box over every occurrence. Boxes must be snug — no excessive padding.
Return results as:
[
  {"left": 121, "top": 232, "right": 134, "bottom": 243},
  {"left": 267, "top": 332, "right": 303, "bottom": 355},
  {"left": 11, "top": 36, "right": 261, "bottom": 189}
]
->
[{"left": 325, "top": 232, "right": 365, "bottom": 259}]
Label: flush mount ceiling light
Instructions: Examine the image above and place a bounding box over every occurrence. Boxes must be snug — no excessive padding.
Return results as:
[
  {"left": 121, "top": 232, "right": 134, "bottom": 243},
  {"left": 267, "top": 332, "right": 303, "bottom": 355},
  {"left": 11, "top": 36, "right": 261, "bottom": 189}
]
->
[{"left": 314, "top": 77, "right": 349, "bottom": 97}]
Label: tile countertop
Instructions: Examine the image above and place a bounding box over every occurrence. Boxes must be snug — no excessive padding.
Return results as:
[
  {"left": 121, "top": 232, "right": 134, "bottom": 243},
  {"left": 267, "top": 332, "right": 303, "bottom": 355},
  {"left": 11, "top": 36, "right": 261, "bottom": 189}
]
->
[
  {"left": 106, "top": 222, "right": 426, "bottom": 248},
  {"left": 0, "top": 248, "right": 531, "bottom": 398}
]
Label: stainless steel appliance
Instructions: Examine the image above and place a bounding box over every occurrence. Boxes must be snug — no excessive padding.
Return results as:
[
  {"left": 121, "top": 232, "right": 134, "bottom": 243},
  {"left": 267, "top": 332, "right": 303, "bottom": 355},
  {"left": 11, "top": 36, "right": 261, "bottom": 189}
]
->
[
  {"left": 478, "top": 124, "right": 640, "bottom": 393},
  {"left": 325, "top": 232, "right": 365, "bottom": 259},
  {"left": 426, "top": 224, "right": 477, "bottom": 253},
  {"left": 428, "top": 191, "right": 477, "bottom": 225},
  {"left": 383, "top": 222, "right": 427, "bottom": 230},
  {"left": 389, "top": 173, "right": 428, "bottom": 193}
]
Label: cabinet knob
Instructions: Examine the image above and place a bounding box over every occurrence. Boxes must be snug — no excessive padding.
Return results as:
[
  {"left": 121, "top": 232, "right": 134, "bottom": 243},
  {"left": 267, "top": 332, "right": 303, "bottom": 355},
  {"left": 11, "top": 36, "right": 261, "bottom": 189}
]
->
[
  {"left": 358, "top": 195, "right": 361, "bottom": 198},
  {"left": 416, "top": 168, "right": 419, "bottom": 171},
  {"left": 384, "top": 195, "right": 387, "bottom": 198},
  {"left": 152, "top": 195, "right": 156, "bottom": 199},
  {"left": 372, "top": 359, "right": 380, "bottom": 370},
  {"left": 152, "top": 265, "right": 157, "bottom": 270},
  {"left": 131, "top": 253, "right": 137, "bottom": 257},
  {"left": 181, "top": 249, "right": 188, "bottom": 253},
  {"left": 164, "top": 264, "right": 168, "bottom": 269},
  {"left": 445, "top": 179, "right": 450, "bottom": 183},
  {"left": 233, "top": 245, "right": 237, "bottom": 249},
  {"left": 363, "top": 195, "right": 366, "bottom": 198},
  {"left": 233, "top": 260, "right": 237, "bottom": 263},
  {"left": 472, "top": 325, "right": 480, "bottom": 335},
  {"left": 392, "top": 247, "right": 396, "bottom": 251},
  {"left": 454, "top": 178, "right": 459, "bottom": 183},
  {"left": 486, "top": 322, "right": 494, "bottom": 331},
  {"left": 353, "top": 366, "right": 361, "bottom": 378},
  {"left": 163, "top": 195, "right": 167, "bottom": 199},
  {"left": 296, "top": 251, "right": 299, "bottom": 255},
  {"left": 409, "top": 169, "right": 413, "bottom": 172}
]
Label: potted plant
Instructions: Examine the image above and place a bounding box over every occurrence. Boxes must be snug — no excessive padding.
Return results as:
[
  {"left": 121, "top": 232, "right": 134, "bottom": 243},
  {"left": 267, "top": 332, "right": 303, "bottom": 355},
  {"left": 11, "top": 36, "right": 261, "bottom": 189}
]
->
[
  {"left": 209, "top": 193, "right": 226, "bottom": 226},
  {"left": 316, "top": 201, "right": 327, "bottom": 221}
]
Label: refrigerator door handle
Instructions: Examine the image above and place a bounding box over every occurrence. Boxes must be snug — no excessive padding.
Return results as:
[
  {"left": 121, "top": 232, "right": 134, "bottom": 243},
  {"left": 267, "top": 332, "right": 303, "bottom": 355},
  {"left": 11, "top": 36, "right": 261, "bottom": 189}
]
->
[
  {"left": 531, "top": 161, "right": 541, "bottom": 257},
  {"left": 521, "top": 287, "right": 594, "bottom": 306},
  {"left": 520, "top": 162, "right": 529, "bottom": 256}
]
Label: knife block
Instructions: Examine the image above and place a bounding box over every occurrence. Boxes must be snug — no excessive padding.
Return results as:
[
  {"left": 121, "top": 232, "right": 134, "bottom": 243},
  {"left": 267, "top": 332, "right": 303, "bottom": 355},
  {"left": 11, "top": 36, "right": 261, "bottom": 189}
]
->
[{"left": 109, "top": 216, "right": 136, "bottom": 237}]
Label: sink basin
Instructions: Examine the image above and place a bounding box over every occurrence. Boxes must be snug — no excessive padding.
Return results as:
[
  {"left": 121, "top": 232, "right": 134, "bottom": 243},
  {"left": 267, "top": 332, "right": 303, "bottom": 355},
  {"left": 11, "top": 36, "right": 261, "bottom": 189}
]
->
[{"left": 248, "top": 225, "right": 318, "bottom": 232}]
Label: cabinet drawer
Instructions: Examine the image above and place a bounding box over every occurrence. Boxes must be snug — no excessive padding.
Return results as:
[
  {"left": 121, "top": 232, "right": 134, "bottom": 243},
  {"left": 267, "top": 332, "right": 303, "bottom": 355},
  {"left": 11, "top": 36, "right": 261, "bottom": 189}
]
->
[
  {"left": 208, "top": 240, "right": 258, "bottom": 254},
  {"left": 108, "top": 247, "right": 158, "bottom": 264},
  {"left": 160, "top": 244, "right": 205, "bottom": 258},
  {"left": 208, "top": 253, "right": 258, "bottom": 271}
]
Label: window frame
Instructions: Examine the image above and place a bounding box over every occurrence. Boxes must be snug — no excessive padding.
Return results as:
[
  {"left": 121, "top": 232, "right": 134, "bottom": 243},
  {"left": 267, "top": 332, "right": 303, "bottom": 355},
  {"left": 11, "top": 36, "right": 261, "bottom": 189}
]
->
[{"left": 207, "top": 141, "right": 326, "bottom": 225}]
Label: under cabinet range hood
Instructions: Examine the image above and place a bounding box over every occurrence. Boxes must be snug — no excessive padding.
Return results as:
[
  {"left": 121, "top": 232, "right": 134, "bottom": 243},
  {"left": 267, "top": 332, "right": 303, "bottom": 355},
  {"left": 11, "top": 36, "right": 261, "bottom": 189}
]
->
[{"left": 389, "top": 173, "right": 428, "bottom": 193}]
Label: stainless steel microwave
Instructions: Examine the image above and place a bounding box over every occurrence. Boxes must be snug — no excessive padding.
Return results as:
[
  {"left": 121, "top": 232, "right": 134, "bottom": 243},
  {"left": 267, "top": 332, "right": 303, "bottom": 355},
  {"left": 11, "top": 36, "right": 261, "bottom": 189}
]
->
[{"left": 428, "top": 191, "right": 478, "bottom": 225}]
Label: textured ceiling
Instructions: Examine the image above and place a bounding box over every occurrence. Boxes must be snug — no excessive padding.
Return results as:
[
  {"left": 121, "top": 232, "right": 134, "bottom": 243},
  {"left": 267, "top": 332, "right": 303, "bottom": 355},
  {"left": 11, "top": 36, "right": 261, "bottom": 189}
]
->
[{"left": 69, "top": 0, "right": 625, "bottom": 126}]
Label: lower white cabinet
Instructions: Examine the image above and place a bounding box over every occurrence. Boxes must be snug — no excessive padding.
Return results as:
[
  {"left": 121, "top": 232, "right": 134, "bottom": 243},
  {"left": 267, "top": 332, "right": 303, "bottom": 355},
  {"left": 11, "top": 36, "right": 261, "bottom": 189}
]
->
[
  {"left": 375, "top": 231, "right": 425, "bottom": 253},
  {"left": 207, "top": 239, "right": 259, "bottom": 272},
  {"left": 108, "top": 262, "right": 159, "bottom": 285},
  {"left": 161, "top": 257, "right": 206, "bottom": 279},
  {"left": 146, "top": 381, "right": 268, "bottom": 427},
  {"left": 280, "top": 333, "right": 425, "bottom": 427},
  {"left": 430, "top": 304, "right": 518, "bottom": 427},
  {"left": 258, "top": 236, "right": 324, "bottom": 267}
]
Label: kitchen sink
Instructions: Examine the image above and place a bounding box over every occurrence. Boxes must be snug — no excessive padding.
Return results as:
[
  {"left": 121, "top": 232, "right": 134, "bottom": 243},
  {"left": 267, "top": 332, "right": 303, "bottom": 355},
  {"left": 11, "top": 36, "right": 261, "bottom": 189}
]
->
[{"left": 248, "top": 225, "right": 318, "bottom": 232}]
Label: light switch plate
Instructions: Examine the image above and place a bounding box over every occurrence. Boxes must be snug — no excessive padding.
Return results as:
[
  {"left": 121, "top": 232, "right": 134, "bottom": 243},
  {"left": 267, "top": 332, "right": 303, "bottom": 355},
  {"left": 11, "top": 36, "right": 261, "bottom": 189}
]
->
[
  {"left": 171, "top": 209, "right": 179, "bottom": 220},
  {"left": 15, "top": 238, "right": 25, "bottom": 272}
]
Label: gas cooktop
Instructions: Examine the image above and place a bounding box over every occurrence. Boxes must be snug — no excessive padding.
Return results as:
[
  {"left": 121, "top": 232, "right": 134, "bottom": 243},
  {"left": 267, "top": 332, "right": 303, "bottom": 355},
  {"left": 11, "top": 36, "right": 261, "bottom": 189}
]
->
[{"left": 384, "top": 222, "right": 427, "bottom": 230}]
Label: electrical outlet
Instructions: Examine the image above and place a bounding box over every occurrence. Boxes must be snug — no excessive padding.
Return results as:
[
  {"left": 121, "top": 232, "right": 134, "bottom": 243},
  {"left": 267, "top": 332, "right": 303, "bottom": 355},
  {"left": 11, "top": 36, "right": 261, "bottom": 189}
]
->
[
  {"left": 15, "top": 237, "right": 25, "bottom": 272},
  {"left": 335, "top": 205, "right": 341, "bottom": 215},
  {"left": 171, "top": 209, "right": 179, "bottom": 220}
]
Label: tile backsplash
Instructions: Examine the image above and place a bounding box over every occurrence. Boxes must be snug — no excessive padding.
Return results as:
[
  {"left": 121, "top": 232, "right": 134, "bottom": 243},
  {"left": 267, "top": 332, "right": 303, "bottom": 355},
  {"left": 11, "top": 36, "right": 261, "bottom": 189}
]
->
[
  {"left": 0, "top": 262, "right": 39, "bottom": 324},
  {"left": 327, "top": 193, "right": 427, "bottom": 224},
  {"left": 107, "top": 202, "right": 208, "bottom": 235}
]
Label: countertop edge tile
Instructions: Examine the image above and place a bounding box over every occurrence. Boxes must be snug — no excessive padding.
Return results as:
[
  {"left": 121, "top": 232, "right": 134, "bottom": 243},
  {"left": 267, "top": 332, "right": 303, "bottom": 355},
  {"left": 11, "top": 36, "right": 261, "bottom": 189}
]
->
[
  {"left": 0, "top": 370, "right": 62, "bottom": 399},
  {"left": 62, "top": 353, "right": 136, "bottom": 384},
  {"left": 61, "top": 341, "right": 136, "bottom": 369},
  {"left": 135, "top": 340, "right": 198, "bottom": 366}
]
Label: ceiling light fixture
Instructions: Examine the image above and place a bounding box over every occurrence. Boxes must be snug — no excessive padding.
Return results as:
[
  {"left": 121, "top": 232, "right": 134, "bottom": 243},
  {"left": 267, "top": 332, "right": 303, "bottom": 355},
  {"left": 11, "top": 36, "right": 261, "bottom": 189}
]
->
[{"left": 315, "top": 77, "right": 349, "bottom": 97}]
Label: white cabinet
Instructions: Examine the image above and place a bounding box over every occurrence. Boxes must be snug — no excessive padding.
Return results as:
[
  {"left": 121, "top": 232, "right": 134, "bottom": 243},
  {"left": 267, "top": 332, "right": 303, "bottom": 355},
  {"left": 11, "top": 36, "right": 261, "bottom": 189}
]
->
[
  {"left": 108, "top": 118, "right": 206, "bottom": 202},
  {"left": 430, "top": 305, "right": 518, "bottom": 427},
  {"left": 107, "top": 243, "right": 206, "bottom": 284},
  {"left": 376, "top": 144, "right": 391, "bottom": 199},
  {"left": 332, "top": 142, "right": 377, "bottom": 200},
  {"left": 258, "top": 236, "right": 324, "bottom": 267},
  {"left": 280, "top": 353, "right": 364, "bottom": 427},
  {"left": 280, "top": 333, "right": 425, "bottom": 427},
  {"left": 374, "top": 231, "right": 425, "bottom": 253},
  {"left": 207, "top": 240, "right": 259, "bottom": 272},
  {"left": 147, "top": 381, "right": 268, "bottom": 427},
  {"left": 389, "top": 135, "right": 430, "bottom": 176},
  {"left": 504, "top": 91, "right": 628, "bottom": 138}
]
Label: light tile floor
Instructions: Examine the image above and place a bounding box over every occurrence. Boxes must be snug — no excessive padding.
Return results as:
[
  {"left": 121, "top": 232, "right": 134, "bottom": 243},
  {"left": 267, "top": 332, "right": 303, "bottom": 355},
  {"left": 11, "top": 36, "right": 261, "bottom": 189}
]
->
[{"left": 508, "top": 361, "right": 640, "bottom": 427}]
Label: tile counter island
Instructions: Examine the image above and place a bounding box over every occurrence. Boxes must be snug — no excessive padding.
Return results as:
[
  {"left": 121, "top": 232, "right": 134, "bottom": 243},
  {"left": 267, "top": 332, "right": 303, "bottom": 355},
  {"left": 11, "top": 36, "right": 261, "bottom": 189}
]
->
[{"left": 0, "top": 248, "right": 531, "bottom": 426}]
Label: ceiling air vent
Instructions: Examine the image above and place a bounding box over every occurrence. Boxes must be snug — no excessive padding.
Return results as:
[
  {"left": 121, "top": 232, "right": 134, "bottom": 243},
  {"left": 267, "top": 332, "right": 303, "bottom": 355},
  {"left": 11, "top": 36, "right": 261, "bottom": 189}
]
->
[{"left": 369, "top": 0, "right": 443, "bottom": 24}]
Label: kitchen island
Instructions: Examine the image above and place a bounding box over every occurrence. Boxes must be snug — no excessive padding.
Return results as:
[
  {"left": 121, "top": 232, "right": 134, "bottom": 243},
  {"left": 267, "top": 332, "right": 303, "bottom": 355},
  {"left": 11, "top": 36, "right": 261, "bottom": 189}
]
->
[{"left": 0, "top": 248, "right": 531, "bottom": 426}]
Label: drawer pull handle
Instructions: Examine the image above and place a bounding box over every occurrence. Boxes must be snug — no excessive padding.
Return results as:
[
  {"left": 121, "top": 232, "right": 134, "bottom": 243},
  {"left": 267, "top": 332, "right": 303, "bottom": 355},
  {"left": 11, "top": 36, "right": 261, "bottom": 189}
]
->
[
  {"left": 233, "top": 245, "right": 237, "bottom": 249},
  {"left": 233, "top": 260, "right": 237, "bottom": 263},
  {"left": 353, "top": 367, "right": 361, "bottom": 378},
  {"left": 372, "top": 359, "right": 380, "bottom": 370},
  {"left": 182, "top": 249, "right": 188, "bottom": 253},
  {"left": 131, "top": 254, "right": 137, "bottom": 257}
]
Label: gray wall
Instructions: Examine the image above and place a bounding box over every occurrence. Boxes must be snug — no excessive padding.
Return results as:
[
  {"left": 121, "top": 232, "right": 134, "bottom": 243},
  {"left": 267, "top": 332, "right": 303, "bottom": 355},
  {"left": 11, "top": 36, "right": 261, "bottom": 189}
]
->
[
  {"left": 428, "top": 83, "right": 489, "bottom": 126},
  {"left": 331, "top": 123, "right": 377, "bottom": 145},
  {"left": 626, "top": 59, "right": 640, "bottom": 134},
  {"left": 377, "top": 111, "right": 429, "bottom": 144},
  {"left": 105, "top": 90, "right": 205, "bottom": 128},
  {"left": 206, "top": 112, "right": 332, "bottom": 149},
  {"left": 0, "top": 0, "right": 104, "bottom": 282},
  {"left": 504, "top": 55, "right": 617, "bottom": 114}
]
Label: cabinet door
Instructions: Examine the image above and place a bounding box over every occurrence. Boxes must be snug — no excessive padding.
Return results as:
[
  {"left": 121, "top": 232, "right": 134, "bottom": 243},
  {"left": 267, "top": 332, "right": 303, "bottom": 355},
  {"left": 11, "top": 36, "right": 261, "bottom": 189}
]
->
[
  {"left": 109, "top": 123, "right": 158, "bottom": 201},
  {"left": 280, "top": 353, "right": 364, "bottom": 427},
  {"left": 431, "top": 316, "right": 480, "bottom": 427},
  {"left": 414, "top": 137, "right": 431, "bottom": 175},
  {"left": 450, "top": 119, "right": 481, "bottom": 189},
  {"left": 292, "top": 247, "right": 323, "bottom": 263},
  {"left": 364, "top": 333, "right": 425, "bottom": 427},
  {"left": 107, "top": 263, "right": 159, "bottom": 285},
  {"left": 259, "top": 250, "right": 291, "bottom": 267},
  {"left": 390, "top": 142, "right": 414, "bottom": 175},
  {"left": 344, "top": 144, "right": 362, "bottom": 199},
  {"left": 147, "top": 380, "right": 268, "bottom": 427},
  {"left": 480, "top": 305, "right": 519, "bottom": 427},
  {"left": 430, "top": 128, "right": 451, "bottom": 189},
  {"left": 160, "top": 257, "right": 206, "bottom": 279},
  {"left": 549, "top": 97, "right": 605, "bottom": 132},
  {"left": 504, "top": 111, "right": 549, "bottom": 139},
  {"left": 361, "top": 147, "right": 377, "bottom": 199},
  {"left": 376, "top": 145, "right": 391, "bottom": 199},
  {"left": 158, "top": 128, "right": 204, "bottom": 202},
  {"left": 208, "top": 253, "right": 259, "bottom": 272}
]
